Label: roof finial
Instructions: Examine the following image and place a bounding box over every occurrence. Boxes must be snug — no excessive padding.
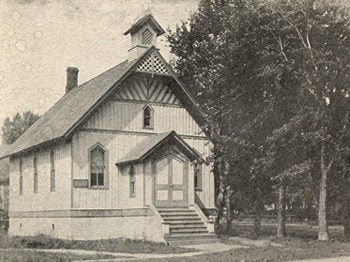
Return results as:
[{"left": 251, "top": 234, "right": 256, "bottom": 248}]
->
[{"left": 146, "top": 3, "right": 152, "bottom": 15}]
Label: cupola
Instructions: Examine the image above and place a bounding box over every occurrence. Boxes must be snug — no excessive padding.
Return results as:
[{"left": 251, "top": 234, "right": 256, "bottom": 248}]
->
[{"left": 124, "top": 11, "right": 165, "bottom": 61}]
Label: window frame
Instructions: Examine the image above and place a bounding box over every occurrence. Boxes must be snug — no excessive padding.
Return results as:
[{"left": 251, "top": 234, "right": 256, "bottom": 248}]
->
[
  {"left": 33, "top": 153, "right": 38, "bottom": 193},
  {"left": 19, "top": 157, "right": 23, "bottom": 195},
  {"left": 142, "top": 104, "right": 154, "bottom": 129},
  {"left": 194, "top": 161, "right": 203, "bottom": 191},
  {"left": 88, "top": 143, "right": 109, "bottom": 189},
  {"left": 129, "top": 165, "right": 136, "bottom": 198},
  {"left": 50, "top": 148, "right": 55, "bottom": 192}
]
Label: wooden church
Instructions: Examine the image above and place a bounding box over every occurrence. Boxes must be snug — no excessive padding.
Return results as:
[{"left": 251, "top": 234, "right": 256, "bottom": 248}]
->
[{"left": 1, "top": 13, "right": 217, "bottom": 244}]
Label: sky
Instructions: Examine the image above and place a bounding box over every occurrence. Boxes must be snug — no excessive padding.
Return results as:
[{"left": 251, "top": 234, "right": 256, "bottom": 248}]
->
[{"left": 0, "top": 0, "right": 200, "bottom": 142}]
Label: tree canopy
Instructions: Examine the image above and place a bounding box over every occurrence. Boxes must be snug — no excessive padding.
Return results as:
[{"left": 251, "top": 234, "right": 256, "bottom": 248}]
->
[
  {"left": 168, "top": 0, "right": 350, "bottom": 239},
  {"left": 2, "top": 111, "right": 40, "bottom": 145}
]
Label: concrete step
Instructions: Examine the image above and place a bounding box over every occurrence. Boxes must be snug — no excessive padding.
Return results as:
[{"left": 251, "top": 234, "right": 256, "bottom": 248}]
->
[
  {"left": 166, "top": 220, "right": 204, "bottom": 225},
  {"left": 170, "top": 227, "right": 208, "bottom": 234},
  {"left": 160, "top": 212, "right": 198, "bottom": 217},
  {"left": 162, "top": 216, "right": 201, "bottom": 221},
  {"left": 170, "top": 224, "right": 207, "bottom": 229},
  {"left": 157, "top": 208, "right": 192, "bottom": 212}
]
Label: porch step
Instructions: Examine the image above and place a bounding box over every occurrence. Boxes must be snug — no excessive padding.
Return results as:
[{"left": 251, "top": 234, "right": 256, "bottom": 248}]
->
[
  {"left": 157, "top": 207, "right": 218, "bottom": 245},
  {"left": 166, "top": 220, "right": 204, "bottom": 225},
  {"left": 170, "top": 227, "right": 208, "bottom": 234},
  {"left": 170, "top": 224, "right": 207, "bottom": 229},
  {"left": 162, "top": 216, "right": 201, "bottom": 221},
  {"left": 159, "top": 211, "right": 197, "bottom": 216}
]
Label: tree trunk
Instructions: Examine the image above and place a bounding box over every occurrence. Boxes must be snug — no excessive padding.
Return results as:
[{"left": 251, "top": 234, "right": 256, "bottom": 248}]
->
[
  {"left": 253, "top": 188, "right": 264, "bottom": 238},
  {"left": 225, "top": 185, "right": 233, "bottom": 233},
  {"left": 277, "top": 184, "right": 286, "bottom": 238},
  {"left": 318, "top": 144, "right": 329, "bottom": 241},
  {"left": 343, "top": 177, "right": 350, "bottom": 240}
]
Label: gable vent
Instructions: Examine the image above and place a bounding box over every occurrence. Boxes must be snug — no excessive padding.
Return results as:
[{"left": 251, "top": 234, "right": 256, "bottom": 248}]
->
[{"left": 136, "top": 52, "right": 170, "bottom": 75}]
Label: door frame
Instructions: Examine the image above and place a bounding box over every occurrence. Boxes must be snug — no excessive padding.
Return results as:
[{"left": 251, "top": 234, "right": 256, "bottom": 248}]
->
[{"left": 152, "top": 150, "right": 189, "bottom": 207}]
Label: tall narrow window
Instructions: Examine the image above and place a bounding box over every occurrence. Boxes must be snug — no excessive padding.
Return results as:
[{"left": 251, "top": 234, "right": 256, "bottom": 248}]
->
[
  {"left": 129, "top": 165, "right": 136, "bottom": 198},
  {"left": 194, "top": 162, "right": 203, "bottom": 191},
  {"left": 90, "top": 145, "right": 106, "bottom": 187},
  {"left": 33, "top": 154, "right": 38, "bottom": 193},
  {"left": 50, "top": 149, "right": 55, "bottom": 192},
  {"left": 143, "top": 105, "right": 153, "bottom": 129},
  {"left": 19, "top": 157, "right": 23, "bottom": 195}
]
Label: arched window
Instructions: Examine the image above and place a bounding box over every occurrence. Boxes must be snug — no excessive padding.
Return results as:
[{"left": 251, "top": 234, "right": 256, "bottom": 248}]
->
[
  {"left": 142, "top": 29, "right": 153, "bottom": 45},
  {"left": 143, "top": 105, "right": 153, "bottom": 129},
  {"left": 90, "top": 145, "right": 106, "bottom": 187}
]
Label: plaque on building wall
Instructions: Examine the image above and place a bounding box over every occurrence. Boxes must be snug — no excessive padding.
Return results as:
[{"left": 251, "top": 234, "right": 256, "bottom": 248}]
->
[{"left": 73, "top": 179, "right": 89, "bottom": 188}]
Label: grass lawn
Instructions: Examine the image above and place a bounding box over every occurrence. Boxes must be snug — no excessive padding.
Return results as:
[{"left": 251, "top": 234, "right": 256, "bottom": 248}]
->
[
  {"left": 154, "top": 223, "right": 350, "bottom": 262},
  {"left": 0, "top": 249, "right": 118, "bottom": 262},
  {"left": 0, "top": 233, "right": 191, "bottom": 254}
]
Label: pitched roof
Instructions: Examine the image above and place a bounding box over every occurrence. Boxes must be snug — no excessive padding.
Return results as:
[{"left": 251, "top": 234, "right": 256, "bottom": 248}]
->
[
  {"left": 124, "top": 13, "right": 165, "bottom": 36},
  {"left": 116, "top": 131, "right": 201, "bottom": 166},
  {"left": 0, "top": 45, "right": 207, "bottom": 159},
  {"left": 0, "top": 48, "right": 152, "bottom": 159}
]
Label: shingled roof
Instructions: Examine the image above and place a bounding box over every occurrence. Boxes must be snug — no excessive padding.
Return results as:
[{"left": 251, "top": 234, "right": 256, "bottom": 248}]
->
[
  {"left": 116, "top": 131, "right": 202, "bottom": 166},
  {"left": 124, "top": 13, "right": 165, "bottom": 36},
  {"left": 0, "top": 46, "right": 206, "bottom": 159},
  {"left": 0, "top": 48, "right": 151, "bottom": 159}
]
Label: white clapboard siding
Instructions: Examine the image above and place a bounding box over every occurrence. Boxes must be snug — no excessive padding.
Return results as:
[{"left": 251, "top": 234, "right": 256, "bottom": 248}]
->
[
  {"left": 72, "top": 131, "right": 149, "bottom": 209},
  {"left": 183, "top": 138, "right": 215, "bottom": 209},
  {"left": 9, "top": 142, "right": 72, "bottom": 213},
  {"left": 72, "top": 130, "right": 216, "bottom": 210},
  {"left": 83, "top": 101, "right": 203, "bottom": 136}
]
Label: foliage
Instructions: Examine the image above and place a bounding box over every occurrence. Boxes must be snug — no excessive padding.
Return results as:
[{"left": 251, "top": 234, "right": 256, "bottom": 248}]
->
[
  {"left": 168, "top": 0, "right": 350, "bottom": 238},
  {"left": 1, "top": 111, "right": 40, "bottom": 144}
]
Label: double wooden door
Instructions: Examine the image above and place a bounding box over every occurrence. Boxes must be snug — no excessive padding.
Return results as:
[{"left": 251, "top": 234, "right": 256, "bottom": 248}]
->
[{"left": 154, "top": 154, "right": 188, "bottom": 207}]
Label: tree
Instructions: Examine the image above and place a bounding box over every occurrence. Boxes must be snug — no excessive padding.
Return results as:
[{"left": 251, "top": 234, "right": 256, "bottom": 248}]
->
[
  {"left": 168, "top": 0, "right": 350, "bottom": 240},
  {"left": 168, "top": 0, "right": 303, "bottom": 235},
  {"left": 2, "top": 111, "right": 40, "bottom": 144}
]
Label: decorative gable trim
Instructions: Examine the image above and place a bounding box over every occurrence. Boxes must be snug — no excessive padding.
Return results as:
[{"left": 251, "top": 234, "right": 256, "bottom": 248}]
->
[
  {"left": 135, "top": 50, "right": 170, "bottom": 76},
  {"left": 114, "top": 74, "right": 181, "bottom": 105}
]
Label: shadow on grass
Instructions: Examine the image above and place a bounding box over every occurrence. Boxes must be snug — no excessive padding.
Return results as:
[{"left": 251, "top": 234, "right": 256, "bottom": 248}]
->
[{"left": 0, "top": 232, "right": 193, "bottom": 254}]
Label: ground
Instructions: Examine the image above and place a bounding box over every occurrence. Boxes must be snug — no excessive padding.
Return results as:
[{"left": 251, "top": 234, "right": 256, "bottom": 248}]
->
[{"left": 1, "top": 223, "right": 350, "bottom": 261}]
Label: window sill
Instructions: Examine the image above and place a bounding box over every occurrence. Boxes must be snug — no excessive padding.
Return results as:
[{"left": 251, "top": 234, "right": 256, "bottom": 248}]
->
[
  {"left": 130, "top": 194, "right": 136, "bottom": 198},
  {"left": 143, "top": 126, "right": 154, "bottom": 130},
  {"left": 89, "top": 186, "right": 109, "bottom": 190},
  {"left": 195, "top": 188, "right": 203, "bottom": 192}
]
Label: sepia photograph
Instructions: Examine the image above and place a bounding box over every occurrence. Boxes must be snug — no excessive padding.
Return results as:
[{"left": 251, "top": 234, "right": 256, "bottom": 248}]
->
[{"left": 0, "top": 0, "right": 350, "bottom": 261}]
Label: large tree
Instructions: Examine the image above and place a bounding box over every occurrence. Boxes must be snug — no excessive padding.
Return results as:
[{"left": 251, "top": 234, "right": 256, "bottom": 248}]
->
[
  {"left": 2, "top": 111, "right": 40, "bottom": 144},
  {"left": 168, "top": 0, "right": 350, "bottom": 240}
]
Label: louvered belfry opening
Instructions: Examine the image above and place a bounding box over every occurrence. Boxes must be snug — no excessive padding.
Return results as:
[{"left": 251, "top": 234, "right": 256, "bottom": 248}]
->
[{"left": 124, "top": 12, "right": 165, "bottom": 61}]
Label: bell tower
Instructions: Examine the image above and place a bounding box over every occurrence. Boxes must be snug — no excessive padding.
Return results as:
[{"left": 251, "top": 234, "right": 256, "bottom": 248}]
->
[{"left": 124, "top": 11, "right": 165, "bottom": 61}]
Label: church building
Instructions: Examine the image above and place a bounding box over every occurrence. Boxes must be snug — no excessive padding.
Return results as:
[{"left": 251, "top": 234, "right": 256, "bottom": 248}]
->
[{"left": 0, "top": 13, "right": 216, "bottom": 244}]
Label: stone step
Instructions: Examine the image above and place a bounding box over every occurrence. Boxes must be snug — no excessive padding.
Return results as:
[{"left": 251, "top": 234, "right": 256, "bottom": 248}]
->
[
  {"left": 166, "top": 220, "right": 204, "bottom": 225},
  {"left": 160, "top": 212, "right": 197, "bottom": 217},
  {"left": 157, "top": 208, "right": 193, "bottom": 212},
  {"left": 170, "top": 227, "right": 208, "bottom": 234},
  {"left": 162, "top": 216, "right": 201, "bottom": 221},
  {"left": 169, "top": 224, "right": 207, "bottom": 229}
]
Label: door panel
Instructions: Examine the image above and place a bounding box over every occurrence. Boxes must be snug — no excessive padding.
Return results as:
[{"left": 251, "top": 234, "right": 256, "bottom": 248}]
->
[
  {"left": 154, "top": 153, "right": 188, "bottom": 207},
  {"left": 156, "top": 158, "right": 168, "bottom": 184},
  {"left": 172, "top": 158, "right": 184, "bottom": 185}
]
